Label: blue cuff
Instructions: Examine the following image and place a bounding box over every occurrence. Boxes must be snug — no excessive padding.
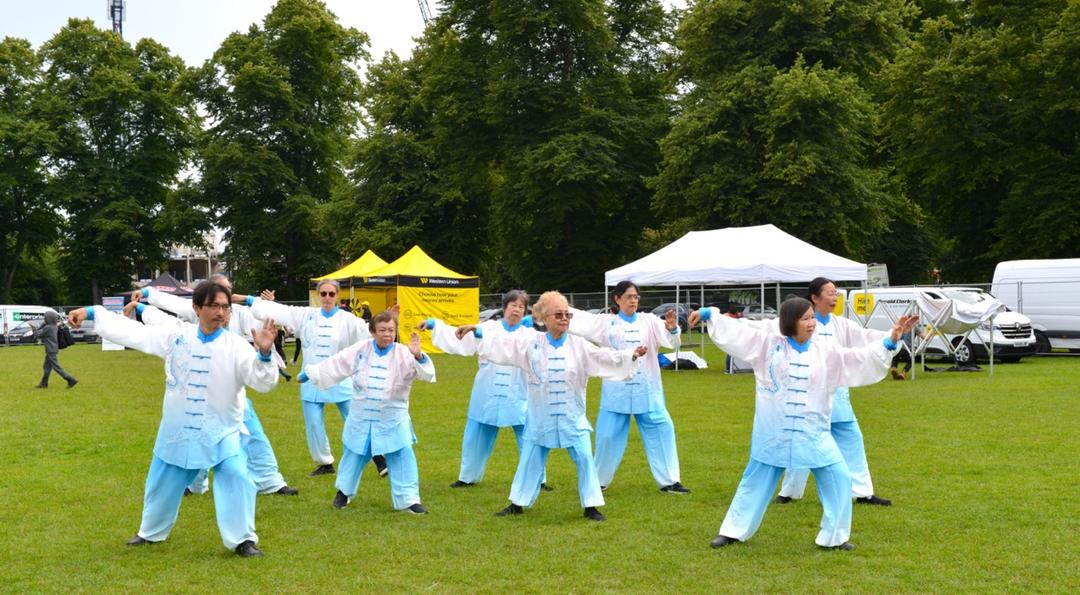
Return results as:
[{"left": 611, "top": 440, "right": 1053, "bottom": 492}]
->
[
  {"left": 245, "top": 295, "right": 255, "bottom": 307},
  {"left": 257, "top": 350, "right": 273, "bottom": 362},
  {"left": 135, "top": 303, "right": 146, "bottom": 314},
  {"left": 883, "top": 337, "right": 898, "bottom": 350},
  {"left": 86, "top": 306, "right": 96, "bottom": 321},
  {"left": 473, "top": 327, "right": 483, "bottom": 339},
  {"left": 141, "top": 288, "right": 150, "bottom": 298},
  {"left": 425, "top": 318, "right": 435, "bottom": 329},
  {"left": 669, "top": 326, "right": 680, "bottom": 335},
  {"left": 521, "top": 315, "right": 533, "bottom": 327},
  {"left": 298, "top": 371, "right": 309, "bottom": 383},
  {"left": 698, "top": 308, "right": 712, "bottom": 322},
  {"left": 417, "top": 354, "right": 430, "bottom": 364}
]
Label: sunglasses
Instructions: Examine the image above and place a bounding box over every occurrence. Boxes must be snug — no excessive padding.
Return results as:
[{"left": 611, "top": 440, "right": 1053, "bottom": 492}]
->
[
  {"left": 551, "top": 311, "right": 574, "bottom": 320},
  {"left": 319, "top": 291, "right": 337, "bottom": 297}
]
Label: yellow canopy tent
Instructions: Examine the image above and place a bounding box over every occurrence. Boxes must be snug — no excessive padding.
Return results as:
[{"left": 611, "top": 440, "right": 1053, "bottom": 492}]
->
[
  {"left": 352, "top": 246, "right": 479, "bottom": 353},
  {"left": 308, "top": 250, "right": 389, "bottom": 309}
]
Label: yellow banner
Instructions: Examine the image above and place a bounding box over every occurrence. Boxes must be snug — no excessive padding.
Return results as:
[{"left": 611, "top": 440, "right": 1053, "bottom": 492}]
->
[{"left": 398, "top": 286, "right": 479, "bottom": 353}]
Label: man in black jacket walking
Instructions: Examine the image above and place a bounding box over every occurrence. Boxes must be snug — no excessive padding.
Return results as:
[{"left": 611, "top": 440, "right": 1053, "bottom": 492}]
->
[{"left": 35, "top": 311, "right": 77, "bottom": 389}]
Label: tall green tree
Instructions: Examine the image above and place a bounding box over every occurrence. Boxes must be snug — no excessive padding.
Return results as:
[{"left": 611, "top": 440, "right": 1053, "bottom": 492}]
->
[
  {"left": 881, "top": 1, "right": 1079, "bottom": 281},
  {"left": 190, "top": 0, "right": 369, "bottom": 298},
  {"left": 649, "top": 0, "right": 917, "bottom": 263},
  {"left": 0, "top": 37, "right": 58, "bottom": 303},
  {"left": 37, "top": 19, "right": 201, "bottom": 303}
]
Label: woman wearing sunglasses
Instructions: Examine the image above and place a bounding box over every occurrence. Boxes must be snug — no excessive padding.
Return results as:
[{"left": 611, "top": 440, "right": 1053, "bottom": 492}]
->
[
  {"left": 567, "top": 280, "right": 688, "bottom": 495},
  {"left": 236, "top": 280, "right": 392, "bottom": 478},
  {"left": 456, "top": 291, "right": 647, "bottom": 522}
]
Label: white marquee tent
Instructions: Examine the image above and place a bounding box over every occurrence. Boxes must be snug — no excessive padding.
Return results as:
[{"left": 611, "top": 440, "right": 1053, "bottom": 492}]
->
[
  {"left": 604, "top": 224, "right": 868, "bottom": 367},
  {"left": 605, "top": 224, "right": 868, "bottom": 286}
]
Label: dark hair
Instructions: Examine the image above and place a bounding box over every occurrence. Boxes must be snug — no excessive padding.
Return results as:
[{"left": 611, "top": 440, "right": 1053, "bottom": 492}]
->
[
  {"left": 502, "top": 290, "right": 529, "bottom": 310},
  {"left": 193, "top": 281, "right": 232, "bottom": 308},
  {"left": 807, "top": 277, "right": 836, "bottom": 304},
  {"left": 778, "top": 297, "right": 813, "bottom": 337},
  {"left": 368, "top": 310, "right": 397, "bottom": 334},
  {"left": 612, "top": 280, "right": 640, "bottom": 300}
]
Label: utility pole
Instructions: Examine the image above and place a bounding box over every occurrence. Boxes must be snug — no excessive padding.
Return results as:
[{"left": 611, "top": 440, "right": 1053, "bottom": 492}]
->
[{"left": 417, "top": 0, "right": 433, "bottom": 25}]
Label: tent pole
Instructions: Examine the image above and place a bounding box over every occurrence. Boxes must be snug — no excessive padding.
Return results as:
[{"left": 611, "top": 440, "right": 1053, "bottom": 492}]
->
[
  {"left": 675, "top": 284, "right": 680, "bottom": 370},
  {"left": 760, "top": 283, "right": 765, "bottom": 320},
  {"left": 700, "top": 285, "right": 705, "bottom": 359},
  {"left": 776, "top": 282, "right": 780, "bottom": 310}
]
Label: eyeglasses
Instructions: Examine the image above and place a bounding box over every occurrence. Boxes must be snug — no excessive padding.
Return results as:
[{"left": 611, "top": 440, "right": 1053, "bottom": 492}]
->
[
  {"left": 551, "top": 311, "right": 574, "bottom": 320},
  {"left": 320, "top": 291, "right": 337, "bottom": 297},
  {"left": 620, "top": 295, "right": 641, "bottom": 301},
  {"left": 201, "top": 303, "right": 232, "bottom": 312}
]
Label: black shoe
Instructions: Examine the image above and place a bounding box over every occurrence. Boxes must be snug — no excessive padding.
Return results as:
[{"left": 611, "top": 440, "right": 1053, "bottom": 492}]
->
[
  {"left": 855, "top": 495, "right": 892, "bottom": 506},
  {"left": 66, "top": 379, "right": 78, "bottom": 389},
  {"left": 660, "top": 482, "right": 691, "bottom": 494},
  {"left": 774, "top": 495, "right": 794, "bottom": 504},
  {"left": 281, "top": 372, "right": 292, "bottom": 382},
  {"left": 821, "top": 542, "right": 856, "bottom": 551},
  {"left": 600, "top": 485, "right": 608, "bottom": 492},
  {"left": 35, "top": 383, "right": 47, "bottom": 389},
  {"left": 234, "top": 540, "right": 263, "bottom": 557},
  {"left": 583, "top": 507, "right": 606, "bottom": 522},
  {"left": 126, "top": 535, "right": 152, "bottom": 546},
  {"left": 449, "top": 480, "right": 474, "bottom": 488},
  {"left": 274, "top": 486, "right": 299, "bottom": 496},
  {"left": 309, "top": 463, "right": 335, "bottom": 477},
  {"left": 373, "top": 455, "right": 388, "bottom": 478},
  {"left": 405, "top": 503, "right": 428, "bottom": 514},
  {"left": 332, "top": 490, "right": 349, "bottom": 509},
  {"left": 183, "top": 488, "right": 193, "bottom": 497},
  {"left": 710, "top": 535, "right": 738, "bottom": 548},
  {"left": 495, "top": 503, "right": 524, "bottom": 517},
  {"left": 540, "top": 482, "right": 554, "bottom": 492}
]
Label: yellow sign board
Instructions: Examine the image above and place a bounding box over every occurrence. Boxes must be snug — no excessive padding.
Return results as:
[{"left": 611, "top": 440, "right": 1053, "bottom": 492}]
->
[{"left": 850, "top": 292, "right": 874, "bottom": 316}]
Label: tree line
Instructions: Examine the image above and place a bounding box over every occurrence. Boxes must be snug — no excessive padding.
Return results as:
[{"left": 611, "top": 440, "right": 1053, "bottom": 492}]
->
[{"left": 2, "top": 0, "right": 1076, "bottom": 304}]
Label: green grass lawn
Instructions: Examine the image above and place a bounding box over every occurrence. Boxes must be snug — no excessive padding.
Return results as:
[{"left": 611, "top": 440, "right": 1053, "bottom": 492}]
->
[{"left": 1, "top": 339, "right": 1078, "bottom": 592}]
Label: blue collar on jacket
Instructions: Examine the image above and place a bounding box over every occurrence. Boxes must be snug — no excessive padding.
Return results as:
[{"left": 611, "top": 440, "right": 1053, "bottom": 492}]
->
[
  {"left": 815, "top": 311, "right": 832, "bottom": 325},
  {"left": 321, "top": 306, "right": 339, "bottom": 319},
  {"left": 787, "top": 336, "right": 811, "bottom": 353},
  {"left": 198, "top": 327, "right": 224, "bottom": 343},
  {"left": 546, "top": 332, "right": 567, "bottom": 348},
  {"left": 618, "top": 311, "right": 638, "bottom": 323},
  {"left": 502, "top": 320, "right": 523, "bottom": 332},
  {"left": 373, "top": 340, "right": 393, "bottom": 357}
]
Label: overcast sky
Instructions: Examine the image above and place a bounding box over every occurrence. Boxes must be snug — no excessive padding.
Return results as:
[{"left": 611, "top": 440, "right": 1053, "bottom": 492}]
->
[{"left": 1, "top": 1, "right": 686, "bottom": 68}]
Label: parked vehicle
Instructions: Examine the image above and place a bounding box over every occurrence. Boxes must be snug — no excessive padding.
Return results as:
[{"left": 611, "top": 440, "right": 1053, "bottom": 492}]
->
[
  {"left": 992, "top": 259, "right": 1080, "bottom": 353},
  {"left": 843, "top": 287, "right": 1035, "bottom": 364},
  {"left": 650, "top": 303, "right": 699, "bottom": 333},
  {"left": 1, "top": 305, "right": 62, "bottom": 345}
]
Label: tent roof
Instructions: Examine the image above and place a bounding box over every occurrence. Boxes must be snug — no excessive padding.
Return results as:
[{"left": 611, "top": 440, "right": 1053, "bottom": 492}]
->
[
  {"left": 605, "top": 224, "right": 867, "bottom": 286},
  {"left": 312, "top": 250, "right": 389, "bottom": 282},
  {"left": 140, "top": 272, "right": 193, "bottom": 295},
  {"left": 366, "top": 245, "right": 476, "bottom": 279}
]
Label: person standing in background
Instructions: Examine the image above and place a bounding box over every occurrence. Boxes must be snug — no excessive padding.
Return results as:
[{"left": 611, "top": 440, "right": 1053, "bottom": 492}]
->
[{"left": 34, "top": 311, "right": 77, "bottom": 389}]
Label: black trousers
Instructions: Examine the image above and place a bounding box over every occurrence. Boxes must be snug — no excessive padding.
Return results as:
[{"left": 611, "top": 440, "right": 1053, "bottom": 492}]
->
[{"left": 41, "top": 351, "right": 76, "bottom": 386}]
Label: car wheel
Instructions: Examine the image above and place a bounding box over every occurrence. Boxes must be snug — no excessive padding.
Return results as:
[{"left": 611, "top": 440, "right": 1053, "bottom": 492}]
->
[
  {"left": 1033, "top": 331, "right": 1051, "bottom": 355},
  {"left": 951, "top": 337, "right": 976, "bottom": 366}
]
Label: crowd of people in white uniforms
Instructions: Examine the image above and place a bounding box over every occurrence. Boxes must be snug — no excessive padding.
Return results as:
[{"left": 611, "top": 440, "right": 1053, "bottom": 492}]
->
[{"left": 63, "top": 274, "right": 916, "bottom": 557}]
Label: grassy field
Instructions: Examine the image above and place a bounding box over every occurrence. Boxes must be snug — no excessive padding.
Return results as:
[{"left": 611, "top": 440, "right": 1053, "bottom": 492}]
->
[{"left": 1, "top": 338, "right": 1078, "bottom": 593}]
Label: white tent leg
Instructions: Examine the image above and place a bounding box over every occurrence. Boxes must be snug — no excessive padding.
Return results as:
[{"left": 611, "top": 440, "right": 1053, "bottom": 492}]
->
[
  {"left": 675, "top": 284, "right": 680, "bottom": 370},
  {"left": 700, "top": 285, "right": 705, "bottom": 359}
]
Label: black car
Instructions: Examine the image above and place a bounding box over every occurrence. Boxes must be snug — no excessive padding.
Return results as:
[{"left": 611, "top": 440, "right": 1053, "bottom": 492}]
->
[{"left": 649, "top": 303, "right": 700, "bottom": 333}]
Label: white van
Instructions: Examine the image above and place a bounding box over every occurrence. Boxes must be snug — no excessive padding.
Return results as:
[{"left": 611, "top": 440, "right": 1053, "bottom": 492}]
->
[
  {"left": 991, "top": 259, "right": 1080, "bottom": 353},
  {"left": 843, "top": 287, "right": 1036, "bottom": 364},
  {"left": 0, "top": 305, "right": 62, "bottom": 345}
]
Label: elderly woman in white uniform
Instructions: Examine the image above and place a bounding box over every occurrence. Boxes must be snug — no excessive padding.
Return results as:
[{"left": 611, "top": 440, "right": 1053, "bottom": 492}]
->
[
  {"left": 567, "top": 280, "right": 687, "bottom": 494},
  {"left": 689, "top": 298, "right": 916, "bottom": 550},
  {"left": 776, "top": 278, "right": 893, "bottom": 506},
  {"left": 457, "top": 291, "right": 647, "bottom": 522},
  {"left": 300, "top": 311, "right": 436, "bottom": 514}
]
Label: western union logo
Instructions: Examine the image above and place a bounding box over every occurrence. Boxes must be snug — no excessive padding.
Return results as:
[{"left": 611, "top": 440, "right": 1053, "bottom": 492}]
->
[{"left": 420, "top": 278, "right": 429, "bottom": 284}]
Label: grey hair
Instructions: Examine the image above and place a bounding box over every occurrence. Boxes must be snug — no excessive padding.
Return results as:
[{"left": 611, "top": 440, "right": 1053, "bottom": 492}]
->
[
  {"left": 317, "top": 279, "right": 341, "bottom": 292},
  {"left": 502, "top": 290, "right": 529, "bottom": 310}
]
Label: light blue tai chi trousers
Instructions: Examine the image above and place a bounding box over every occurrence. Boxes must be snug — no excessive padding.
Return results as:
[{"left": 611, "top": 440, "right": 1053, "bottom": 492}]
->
[
  {"left": 187, "top": 399, "right": 288, "bottom": 494},
  {"left": 336, "top": 434, "right": 420, "bottom": 510},
  {"left": 719, "top": 458, "right": 852, "bottom": 547},
  {"left": 594, "top": 407, "right": 680, "bottom": 487},
  {"left": 458, "top": 420, "right": 525, "bottom": 484},
  {"left": 778, "top": 420, "right": 873, "bottom": 499},
  {"left": 303, "top": 398, "right": 351, "bottom": 465},
  {"left": 509, "top": 434, "right": 603, "bottom": 509},
  {"left": 138, "top": 452, "right": 257, "bottom": 550}
]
